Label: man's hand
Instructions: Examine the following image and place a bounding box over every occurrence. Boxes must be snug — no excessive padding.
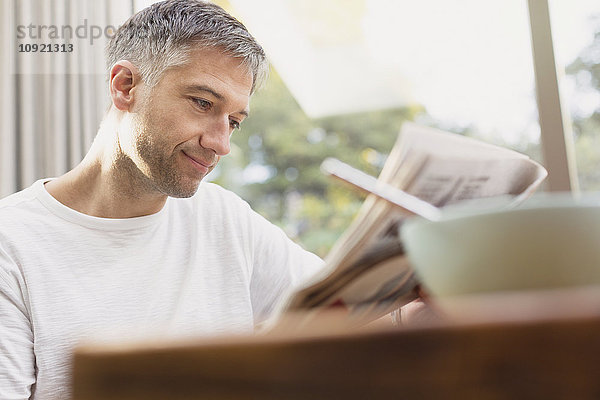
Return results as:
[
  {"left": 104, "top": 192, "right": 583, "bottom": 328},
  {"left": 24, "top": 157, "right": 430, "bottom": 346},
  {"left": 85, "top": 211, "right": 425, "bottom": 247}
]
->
[{"left": 396, "top": 286, "right": 442, "bottom": 326}]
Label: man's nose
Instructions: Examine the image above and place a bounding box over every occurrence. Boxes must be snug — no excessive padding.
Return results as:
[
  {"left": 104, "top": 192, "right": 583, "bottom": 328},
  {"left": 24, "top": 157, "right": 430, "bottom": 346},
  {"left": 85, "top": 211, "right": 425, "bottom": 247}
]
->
[{"left": 200, "top": 117, "right": 231, "bottom": 156}]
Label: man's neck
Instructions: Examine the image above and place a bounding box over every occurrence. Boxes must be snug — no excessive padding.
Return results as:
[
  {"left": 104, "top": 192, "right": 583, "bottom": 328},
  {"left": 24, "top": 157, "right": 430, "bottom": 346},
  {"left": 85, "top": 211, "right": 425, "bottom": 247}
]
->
[{"left": 44, "top": 121, "right": 168, "bottom": 219}]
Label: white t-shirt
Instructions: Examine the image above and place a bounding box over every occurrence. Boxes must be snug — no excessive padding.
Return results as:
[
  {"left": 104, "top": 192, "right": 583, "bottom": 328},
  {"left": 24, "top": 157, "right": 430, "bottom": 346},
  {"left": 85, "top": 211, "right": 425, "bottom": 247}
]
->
[{"left": 0, "top": 179, "right": 323, "bottom": 399}]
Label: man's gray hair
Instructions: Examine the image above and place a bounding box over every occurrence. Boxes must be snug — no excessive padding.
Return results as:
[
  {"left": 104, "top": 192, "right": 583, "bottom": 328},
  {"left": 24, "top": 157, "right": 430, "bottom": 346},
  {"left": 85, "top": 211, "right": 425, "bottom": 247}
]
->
[{"left": 105, "top": 0, "right": 268, "bottom": 93}]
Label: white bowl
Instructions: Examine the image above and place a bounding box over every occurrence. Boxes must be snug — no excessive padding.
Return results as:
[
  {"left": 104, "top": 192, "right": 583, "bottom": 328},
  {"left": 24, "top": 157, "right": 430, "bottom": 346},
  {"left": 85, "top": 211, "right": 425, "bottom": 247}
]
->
[{"left": 401, "top": 193, "right": 600, "bottom": 298}]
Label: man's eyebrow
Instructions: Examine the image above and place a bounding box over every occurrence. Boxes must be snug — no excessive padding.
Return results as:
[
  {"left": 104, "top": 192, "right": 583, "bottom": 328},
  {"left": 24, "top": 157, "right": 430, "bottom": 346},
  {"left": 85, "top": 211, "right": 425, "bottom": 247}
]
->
[
  {"left": 187, "top": 84, "right": 224, "bottom": 100},
  {"left": 186, "top": 84, "right": 249, "bottom": 117}
]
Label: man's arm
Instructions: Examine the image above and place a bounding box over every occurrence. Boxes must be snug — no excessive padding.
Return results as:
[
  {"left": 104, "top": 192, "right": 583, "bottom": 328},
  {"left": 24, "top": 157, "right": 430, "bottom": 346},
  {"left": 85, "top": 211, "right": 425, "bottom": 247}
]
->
[
  {"left": 0, "top": 246, "right": 36, "bottom": 399},
  {"left": 244, "top": 205, "right": 324, "bottom": 325}
]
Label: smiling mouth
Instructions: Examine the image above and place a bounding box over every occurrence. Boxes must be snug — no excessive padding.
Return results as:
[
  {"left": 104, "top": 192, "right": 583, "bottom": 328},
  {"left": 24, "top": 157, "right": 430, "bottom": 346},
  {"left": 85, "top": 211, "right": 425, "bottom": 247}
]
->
[{"left": 182, "top": 151, "right": 214, "bottom": 174}]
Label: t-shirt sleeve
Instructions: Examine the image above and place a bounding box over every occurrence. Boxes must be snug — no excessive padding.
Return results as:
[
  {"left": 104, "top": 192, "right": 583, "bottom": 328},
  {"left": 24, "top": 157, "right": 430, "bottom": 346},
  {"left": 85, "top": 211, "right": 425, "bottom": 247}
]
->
[
  {"left": 244, "top": 206, "right": 325, "bottom": 325},
  {"left": 0, "top": 245, "right": 36, "bottom": 399}
]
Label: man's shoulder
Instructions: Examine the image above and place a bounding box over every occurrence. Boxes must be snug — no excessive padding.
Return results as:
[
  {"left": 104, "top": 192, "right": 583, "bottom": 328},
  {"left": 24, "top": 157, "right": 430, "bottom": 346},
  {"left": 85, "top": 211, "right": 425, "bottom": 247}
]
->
[
  {"left": 0, "top": 181, "right": 40, "bottom": 216},
  {"left": 0, "top": 182, "right": 48, "bottom": 247}
]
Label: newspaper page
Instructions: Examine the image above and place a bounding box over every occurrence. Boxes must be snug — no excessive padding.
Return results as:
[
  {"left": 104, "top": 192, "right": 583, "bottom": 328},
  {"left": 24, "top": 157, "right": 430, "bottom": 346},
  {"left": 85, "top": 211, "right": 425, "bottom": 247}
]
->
[{"left": 272, "top": 122, "right": 547, "bottom": 327}]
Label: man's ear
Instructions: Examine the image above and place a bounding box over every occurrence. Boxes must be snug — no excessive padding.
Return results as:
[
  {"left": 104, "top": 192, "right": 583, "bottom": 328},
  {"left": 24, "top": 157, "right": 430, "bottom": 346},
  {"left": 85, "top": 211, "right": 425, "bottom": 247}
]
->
[{"left": 109, "top": 60, "right": 143, "bottom": 111}]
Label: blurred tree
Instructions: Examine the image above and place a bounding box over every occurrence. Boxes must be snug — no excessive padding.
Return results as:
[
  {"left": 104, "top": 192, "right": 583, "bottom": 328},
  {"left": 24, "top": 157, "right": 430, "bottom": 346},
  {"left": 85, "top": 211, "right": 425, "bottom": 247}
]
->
[{"left": 566, "top": 16, "right": 600, "bottom": 189}]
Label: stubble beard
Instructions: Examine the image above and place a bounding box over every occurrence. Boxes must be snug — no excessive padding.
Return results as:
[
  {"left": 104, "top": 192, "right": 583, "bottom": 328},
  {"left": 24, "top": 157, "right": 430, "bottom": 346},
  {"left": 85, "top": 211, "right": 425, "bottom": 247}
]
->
[
  {"left": 134, "top": 134, "right": 202, "bottom": 198},
  {"left": 128, "top": 109, "right": 202, "bottom": 199}
]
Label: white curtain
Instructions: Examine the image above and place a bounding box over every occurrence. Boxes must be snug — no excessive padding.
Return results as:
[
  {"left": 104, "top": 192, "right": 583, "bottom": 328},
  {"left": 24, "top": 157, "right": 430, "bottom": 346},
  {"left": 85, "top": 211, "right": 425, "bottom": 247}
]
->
[{"left": 0, "top": 0, "right": 134, "bottom": 198}]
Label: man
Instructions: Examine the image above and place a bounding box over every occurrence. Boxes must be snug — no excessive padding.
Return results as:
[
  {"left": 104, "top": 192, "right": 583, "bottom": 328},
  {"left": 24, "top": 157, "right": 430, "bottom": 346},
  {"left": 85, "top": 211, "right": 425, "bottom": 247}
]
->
[{"left": 0, "top": 1, "right": 323, "bottom": 398}]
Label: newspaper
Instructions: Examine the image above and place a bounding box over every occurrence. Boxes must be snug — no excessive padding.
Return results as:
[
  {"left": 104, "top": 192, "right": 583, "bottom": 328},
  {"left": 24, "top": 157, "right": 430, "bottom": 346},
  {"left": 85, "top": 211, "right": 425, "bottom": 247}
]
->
[{"left": 270, "top": 122, "right": 547, "bottom": 329}]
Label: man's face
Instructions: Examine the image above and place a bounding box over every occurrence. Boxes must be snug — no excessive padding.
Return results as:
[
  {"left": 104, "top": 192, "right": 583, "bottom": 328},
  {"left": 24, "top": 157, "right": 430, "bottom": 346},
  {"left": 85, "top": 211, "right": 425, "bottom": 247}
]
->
[{"left": 124, "top": 47, "right": 253, "bottom": 198}]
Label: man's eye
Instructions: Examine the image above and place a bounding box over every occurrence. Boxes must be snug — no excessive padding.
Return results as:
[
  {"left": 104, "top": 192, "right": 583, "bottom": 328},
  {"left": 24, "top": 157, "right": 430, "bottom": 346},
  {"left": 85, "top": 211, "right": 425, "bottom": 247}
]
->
[
  {"left": 193, "top": 98, "right": 212, "bottom": 111},
  {"left": 229, "top": 119, "right": 241, "bottom": 131}
]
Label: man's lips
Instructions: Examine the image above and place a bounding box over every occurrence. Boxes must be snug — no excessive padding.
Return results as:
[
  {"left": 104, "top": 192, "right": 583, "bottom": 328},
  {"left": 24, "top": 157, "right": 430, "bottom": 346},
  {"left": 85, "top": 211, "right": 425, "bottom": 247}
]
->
[{"left": 182, "top": 151, "right": 215, "bottom": 173}]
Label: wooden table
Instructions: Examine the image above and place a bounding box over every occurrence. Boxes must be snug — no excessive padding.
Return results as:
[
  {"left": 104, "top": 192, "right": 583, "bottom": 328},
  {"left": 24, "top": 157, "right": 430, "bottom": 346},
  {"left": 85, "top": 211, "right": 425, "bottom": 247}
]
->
[{"left": 72, "top": 287, "right": 600, "bottom": 399}]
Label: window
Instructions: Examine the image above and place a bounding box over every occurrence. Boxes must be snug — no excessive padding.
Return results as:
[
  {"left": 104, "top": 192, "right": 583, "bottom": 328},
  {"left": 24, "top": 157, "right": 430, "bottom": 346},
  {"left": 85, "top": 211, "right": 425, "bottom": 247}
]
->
[{"left": 211, "top": 1, "right": 545, "bottom": 256}]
